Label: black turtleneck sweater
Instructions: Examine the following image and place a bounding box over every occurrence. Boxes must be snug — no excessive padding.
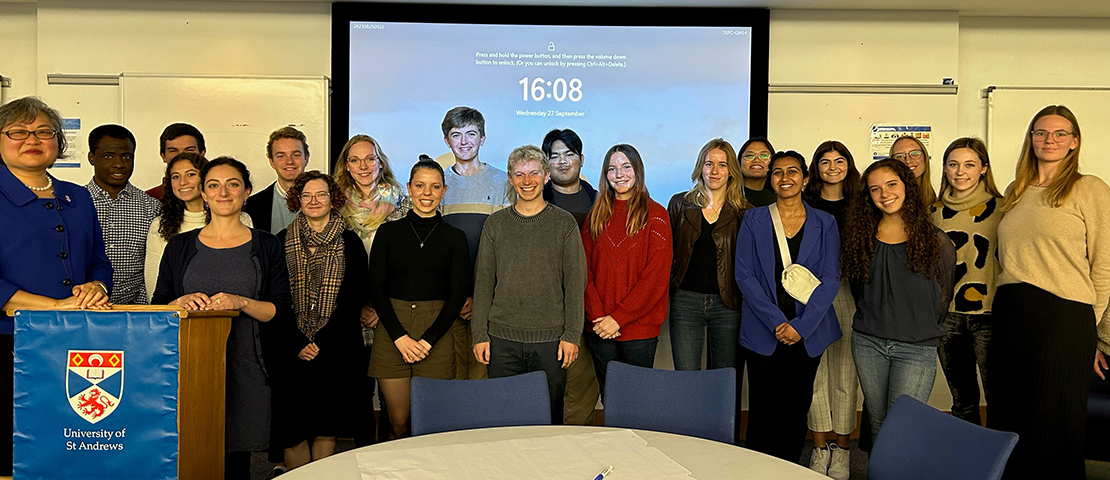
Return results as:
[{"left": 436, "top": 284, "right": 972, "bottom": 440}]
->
[{"left": 368, "top": 210, "right": 470, "bottom": 346}]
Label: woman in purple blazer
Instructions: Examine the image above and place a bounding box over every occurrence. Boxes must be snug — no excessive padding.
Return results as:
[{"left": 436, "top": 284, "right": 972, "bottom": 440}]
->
[{"left": 734, "top": 150, "right": 841, "bottom": 464}]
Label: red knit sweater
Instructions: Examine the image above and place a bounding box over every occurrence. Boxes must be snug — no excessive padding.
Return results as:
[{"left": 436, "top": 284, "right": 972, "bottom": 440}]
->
[{"left": 582, "top": 199, "right": 673, "bottom": 340}]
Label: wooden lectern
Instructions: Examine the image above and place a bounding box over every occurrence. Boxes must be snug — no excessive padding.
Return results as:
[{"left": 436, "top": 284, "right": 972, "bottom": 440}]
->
[{"left": 9, "top": 305, "right": 238, "bottom": 480}]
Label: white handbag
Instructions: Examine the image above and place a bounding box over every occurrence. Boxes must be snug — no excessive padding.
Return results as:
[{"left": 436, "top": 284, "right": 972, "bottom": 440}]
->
[{"left": 769, "top": 204, "right": 821, "bottom": 305}]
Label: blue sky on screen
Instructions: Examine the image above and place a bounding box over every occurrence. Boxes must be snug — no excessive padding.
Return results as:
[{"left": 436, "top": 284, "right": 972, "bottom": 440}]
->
[{"left": 350, "top": 21, "right": 753, "bottom": 203}]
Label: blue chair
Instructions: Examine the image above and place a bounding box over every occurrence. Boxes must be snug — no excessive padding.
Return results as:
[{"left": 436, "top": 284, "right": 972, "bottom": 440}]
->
[
  {"left": 602, "top": 362, "right": 735, "bottom": 443},
  {"left": 869, "top": 395, "right": 1018, "bottom": 480},
  {"left": 410, "top": 371, "right": 551, "bottom": 436}
]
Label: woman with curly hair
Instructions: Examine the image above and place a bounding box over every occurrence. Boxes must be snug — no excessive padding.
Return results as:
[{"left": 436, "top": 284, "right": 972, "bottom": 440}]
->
[
  {"left": 271, "top": 171, "right": 368, "bottom": 468},
  {"left": 143, "top": 152, "right": 253, "bottom": 300},
  {"left": 989, "top": 105, "right": 1110, "bottom": 479},
  {"left": 840, "top": 158, "right": 954, "bottom": 443}
]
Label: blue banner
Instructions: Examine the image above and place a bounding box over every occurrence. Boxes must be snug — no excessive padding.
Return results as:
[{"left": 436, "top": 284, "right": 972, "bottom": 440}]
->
[{"left": 13, "top": 310, "right": 179, "bottom": 479}]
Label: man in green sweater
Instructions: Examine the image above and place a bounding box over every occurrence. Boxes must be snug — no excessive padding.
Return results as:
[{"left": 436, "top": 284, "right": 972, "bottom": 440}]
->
[{"left": 472, "top": 145, "right": 587, "bottom": 425}]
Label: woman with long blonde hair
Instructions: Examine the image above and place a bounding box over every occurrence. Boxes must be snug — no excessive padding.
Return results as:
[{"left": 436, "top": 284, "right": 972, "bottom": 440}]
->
[
  {"left": 332, "top": 134, "right": 411, "bottom": 253},
  {"left": 667, "top": 138, "right": 749, "bottom": 373},
  {"left": 989, "top": 105, "right": 1110, "bottom": 479},
  {"left": 582, "top": 144, "right": 672, "bottom": 398},
  {"left": 889, "top": 135, "right": 937, "bottom": 207}
]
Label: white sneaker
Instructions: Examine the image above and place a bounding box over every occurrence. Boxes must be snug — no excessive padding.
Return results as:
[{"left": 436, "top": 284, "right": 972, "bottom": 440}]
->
[
  {"left": 827, "top": 444, "right": 850, "bottom": 480},
  {"left": 809, "top": 446, "right": 830, "bottom": 475}
]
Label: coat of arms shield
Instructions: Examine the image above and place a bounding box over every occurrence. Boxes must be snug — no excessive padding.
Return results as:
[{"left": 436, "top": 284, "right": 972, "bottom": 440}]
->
[{"left": 65, "top": 350, "right": 124, "bottom": 424}]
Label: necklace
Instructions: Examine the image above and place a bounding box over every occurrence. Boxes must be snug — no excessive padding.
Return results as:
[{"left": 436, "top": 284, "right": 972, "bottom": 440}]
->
[
  {"left": 704, "top": 202, "right": 724, "bottom": 222},
  {"left": 24, "top": 175, "right": 53, "bottom": 192},
  {"left": 410, "top": 220, "right": 439, "bottom": 248}
]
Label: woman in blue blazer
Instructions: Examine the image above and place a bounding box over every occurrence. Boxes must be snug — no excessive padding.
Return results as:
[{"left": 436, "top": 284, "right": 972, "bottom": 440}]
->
[{"left": 735, "top": 150, "right": 841, "bottom": 463}]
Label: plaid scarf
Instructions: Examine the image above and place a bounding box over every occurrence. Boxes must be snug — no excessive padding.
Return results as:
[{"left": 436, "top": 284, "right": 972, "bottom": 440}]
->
[{"left": 285, "top": 212, "right": 347, "bottom": 341}]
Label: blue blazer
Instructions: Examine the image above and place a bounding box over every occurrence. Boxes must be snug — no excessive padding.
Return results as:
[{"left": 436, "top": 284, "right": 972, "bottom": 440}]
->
[
  {"left": 0, "top": 165, "right": 113, "bottom": 333},
  {"left": 734, "top": 202, "right": 841, "bottom": 357}
]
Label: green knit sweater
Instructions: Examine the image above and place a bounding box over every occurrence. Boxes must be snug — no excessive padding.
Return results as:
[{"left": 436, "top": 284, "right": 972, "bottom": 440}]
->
[
  {"left": 471, "top": 203, "right": 587, "bottom": 346},
  {"left": 932, "top": 182, "right": 1002, "bottom": 315}
]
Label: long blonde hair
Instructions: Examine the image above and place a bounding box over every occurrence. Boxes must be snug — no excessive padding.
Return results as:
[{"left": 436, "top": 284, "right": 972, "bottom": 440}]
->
[
  {"left": 890, "top": 135, "right": 937, "bottom": 207},
  {"left": 332, "top": 134, "right": 401, "bottom": 196},
  {"left": 683, "top": 138, "right": 748, "bottom": 212},
  {"left": 1001, "top": 105, "right": 1083, "bottom": 212}
]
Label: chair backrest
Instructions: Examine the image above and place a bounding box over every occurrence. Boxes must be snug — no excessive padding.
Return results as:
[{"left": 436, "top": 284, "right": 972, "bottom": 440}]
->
[
  {"left": 869, "top": 395, "right": 1019, "bottom": 480},
  {"left": 602, "top": 362, "right": 735, "bottom": 443},
  {"left": 410, "top": 371, "right": 551, "bottom": 436}
]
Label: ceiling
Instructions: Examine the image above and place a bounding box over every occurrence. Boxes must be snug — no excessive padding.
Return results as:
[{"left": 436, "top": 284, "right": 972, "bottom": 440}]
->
[{"left": 4, "top": 0, "right": 1110, "bottom": 18}]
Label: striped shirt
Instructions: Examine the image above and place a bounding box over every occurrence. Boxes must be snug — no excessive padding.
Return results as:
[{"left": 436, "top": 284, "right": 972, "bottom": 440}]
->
[
  {"left": 86, "top": 181, "right": 160, "bottom": 305},
  {"left": 441, "top": 163, "right": 510, "bottom": 277}
]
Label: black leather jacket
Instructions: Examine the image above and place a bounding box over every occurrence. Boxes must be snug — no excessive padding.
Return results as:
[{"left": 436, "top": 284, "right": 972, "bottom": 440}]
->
[{"left": 667, "top": 192, "right": 745, "bottom": 310}]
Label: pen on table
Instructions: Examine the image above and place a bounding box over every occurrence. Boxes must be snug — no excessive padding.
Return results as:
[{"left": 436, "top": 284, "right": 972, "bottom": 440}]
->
[{"left": 593, "top": 465, "right": 613, "bottom": 480}]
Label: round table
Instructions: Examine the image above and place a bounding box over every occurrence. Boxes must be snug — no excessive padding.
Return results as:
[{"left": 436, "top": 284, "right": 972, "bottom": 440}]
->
[{"left": 280, "top": 426, "right": 827, "bottom": 479}]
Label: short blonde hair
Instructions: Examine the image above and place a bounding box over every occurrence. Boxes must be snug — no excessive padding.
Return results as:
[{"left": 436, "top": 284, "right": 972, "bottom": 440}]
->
[{"left": 505, "top": 145, "right": 548, "bottom": 204}]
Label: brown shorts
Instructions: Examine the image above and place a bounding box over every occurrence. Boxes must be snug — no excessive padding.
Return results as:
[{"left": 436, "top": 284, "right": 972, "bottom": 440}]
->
[{"left": 367, "top": 299, "right": 455, "bottom": 380}]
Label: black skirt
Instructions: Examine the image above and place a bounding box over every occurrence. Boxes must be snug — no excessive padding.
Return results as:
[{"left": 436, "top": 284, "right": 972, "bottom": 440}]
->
[{"left": 987, "top": 283, "right": 1095, "bottom": 480}]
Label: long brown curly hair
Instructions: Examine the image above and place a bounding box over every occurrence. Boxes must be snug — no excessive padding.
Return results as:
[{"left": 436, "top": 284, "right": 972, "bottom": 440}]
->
[
  {"left": 157, "top": 152, "right": 207, "bottom": 241},
  {"left": 841, "top": 158, "right": 940, "bottom": 283}
]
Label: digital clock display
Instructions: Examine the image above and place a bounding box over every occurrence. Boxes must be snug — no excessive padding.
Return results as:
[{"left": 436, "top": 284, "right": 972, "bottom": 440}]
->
[{"left": 518, "top": 77, "right": 583, "bottom": 102}]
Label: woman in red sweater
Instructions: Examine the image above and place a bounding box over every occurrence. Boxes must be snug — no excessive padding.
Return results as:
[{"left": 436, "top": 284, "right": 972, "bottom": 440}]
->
[{"left": 582, "top": 144, "right": 673, "bottom": 399}]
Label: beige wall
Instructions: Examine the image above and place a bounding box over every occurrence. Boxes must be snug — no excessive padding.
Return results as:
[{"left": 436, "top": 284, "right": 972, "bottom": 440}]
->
[
  {"left": 3, "top": 0, "right": 330, "bottom": 183},
  {"left": 5, "top": 1, "right": 1109, "bottom": 412}
]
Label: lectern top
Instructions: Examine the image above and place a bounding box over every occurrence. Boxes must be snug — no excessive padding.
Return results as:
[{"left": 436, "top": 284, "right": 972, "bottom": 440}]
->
[{"left": 7, "top": 305, "right": 240, "bottom": 318}]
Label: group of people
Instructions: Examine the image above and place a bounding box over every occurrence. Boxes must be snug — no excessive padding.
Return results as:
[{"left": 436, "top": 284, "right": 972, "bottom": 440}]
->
[{"left": 0, "top": 95, "right": 1104, "bottom": 480}]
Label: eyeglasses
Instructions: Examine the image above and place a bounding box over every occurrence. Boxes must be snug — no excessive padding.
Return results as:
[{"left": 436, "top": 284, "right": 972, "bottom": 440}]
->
[
  {"left": 346, "top": 155, "right": 378, "bottom": 167},
  {"left": 1031, "top": 130, "right": 1074, "bottom": 142},
  {"left": 2, "top": 128, "right": 58, "bottom": 141},
  {"left": 300, "top": 192, "right": 330, "bottom": 203},
  {"left": 892, "top": 150, "right": 924, "bottom": 162},
  {"left": 741, "top": 153, "right": 771, "bottom": 162}
]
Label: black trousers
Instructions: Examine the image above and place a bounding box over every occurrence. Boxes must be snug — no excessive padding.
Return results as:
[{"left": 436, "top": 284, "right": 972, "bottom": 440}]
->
[
  {"left": 938, "top": 312, "right": 992, "bottom": 425},
  {"left": 988, "top": 283, "right": 1094, "bottom": 480},
  {"left": 488, "top": 337, "right": 566, "bottom": 425},
  {"left": 744, "top": 341, "right": 821, "bottom": 464}
]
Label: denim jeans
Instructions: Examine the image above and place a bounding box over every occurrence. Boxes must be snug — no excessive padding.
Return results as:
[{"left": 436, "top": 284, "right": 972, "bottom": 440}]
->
[
  {"left": 586, "top": 334, "right": 658, "bottom": 402},
  {"left": 938, "top": 312, "right": 991, "bottom": 425},
  {"left": 669, "top": 290, "right": 740, "bottom": 371},
  {"left": 851, "top": 330, "right": 937, "bottom": 443}
]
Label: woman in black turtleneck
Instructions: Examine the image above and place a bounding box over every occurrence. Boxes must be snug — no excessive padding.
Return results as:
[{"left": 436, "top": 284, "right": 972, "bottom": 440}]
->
[{"left": 366, "top": 159, "right": 469, "bottom": 439}]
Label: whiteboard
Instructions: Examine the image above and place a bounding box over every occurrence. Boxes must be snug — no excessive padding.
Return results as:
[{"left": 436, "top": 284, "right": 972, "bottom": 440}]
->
[
  {"left": 768, "top": 91, "right": 958, "bottom": 193},
  {"left": 120, "top": 74, "right": 330, "bottom": 193},
  {"left": 987, "top": 87, "right": 1110, "bottom": 189}
]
